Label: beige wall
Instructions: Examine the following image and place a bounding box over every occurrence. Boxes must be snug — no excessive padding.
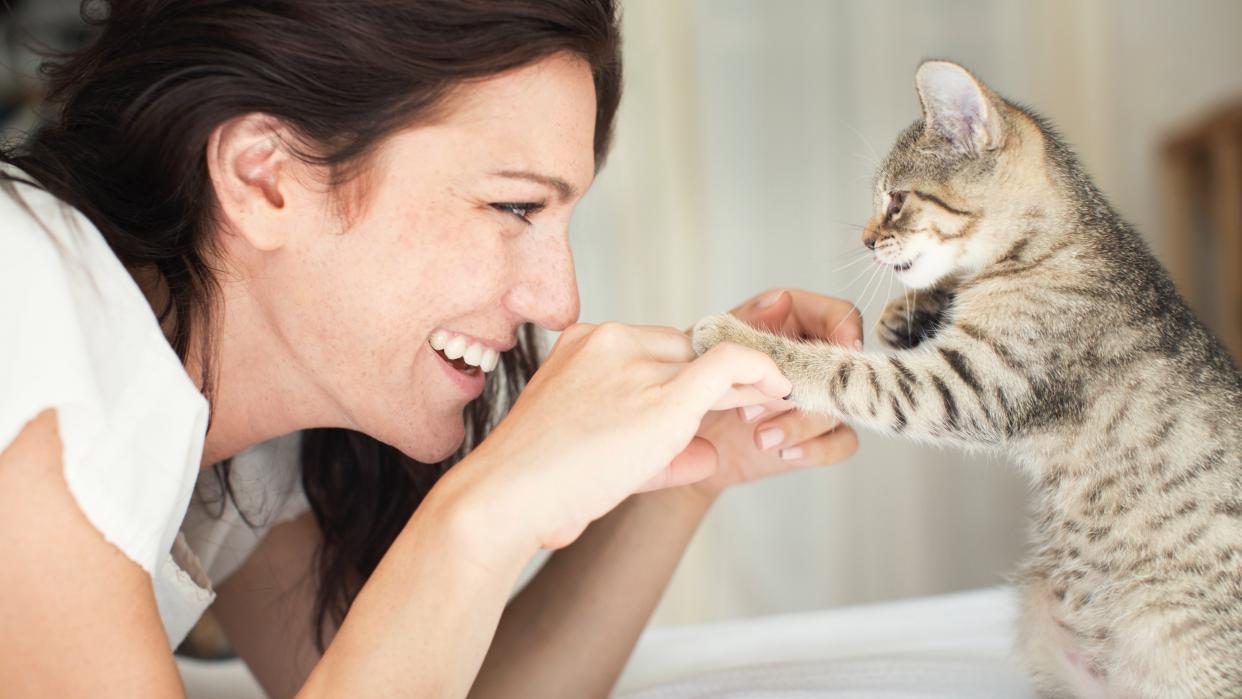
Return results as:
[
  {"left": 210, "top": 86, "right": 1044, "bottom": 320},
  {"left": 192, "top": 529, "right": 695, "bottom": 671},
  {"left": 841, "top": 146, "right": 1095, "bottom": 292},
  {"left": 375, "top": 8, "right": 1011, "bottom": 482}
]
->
[{"left": 568, "top": 0, "right": 1242, "bottom": 625}]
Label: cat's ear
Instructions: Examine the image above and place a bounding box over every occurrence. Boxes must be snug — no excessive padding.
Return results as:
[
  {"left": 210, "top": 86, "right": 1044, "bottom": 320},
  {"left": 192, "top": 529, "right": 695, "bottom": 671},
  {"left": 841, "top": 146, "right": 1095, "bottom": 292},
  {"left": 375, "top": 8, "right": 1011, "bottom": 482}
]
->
[{"left": 915, "top": 61, "right": 1006, "bottom": 156}]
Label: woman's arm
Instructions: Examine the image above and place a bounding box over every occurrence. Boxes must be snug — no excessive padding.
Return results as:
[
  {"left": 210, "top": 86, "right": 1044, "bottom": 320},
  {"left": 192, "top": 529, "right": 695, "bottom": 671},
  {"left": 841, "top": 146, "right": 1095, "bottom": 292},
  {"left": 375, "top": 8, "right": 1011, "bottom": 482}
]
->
[
  {"left": 296, "top": 476, "right": 533, "bottom": 698},
  {"left": 470, "top": 291, "right": 862, "bottom": 698},
  {"left": 0, "top": 410, "right": 186, "bottom": 698},
  {"left": 216, "top": 321, "right": 791, "bottom": 697},
  {"left": 215, "top": 488, "right": 713, "bottom": 699},
  {"left": 210, "top": 511, "right": 326, "bottom": 699},
  {"left": 215, "top": 486, "right": 712, "bottom": 699},
  {"left": 218, "top": 297, "right": 858, "bottom": 698},
  {"left": 468, "top": 485, "right": 713, "bottom": 699}
]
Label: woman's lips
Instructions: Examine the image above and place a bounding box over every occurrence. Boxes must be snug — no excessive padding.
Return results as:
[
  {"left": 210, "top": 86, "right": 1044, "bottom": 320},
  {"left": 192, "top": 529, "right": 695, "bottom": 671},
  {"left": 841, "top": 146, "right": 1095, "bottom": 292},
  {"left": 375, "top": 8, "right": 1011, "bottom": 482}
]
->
[
  {"left": 430, "top": 342, "right": 487, "bottom": 396},
  {"left": 428, "top": 329, "right": 501, "bottom": 373}
]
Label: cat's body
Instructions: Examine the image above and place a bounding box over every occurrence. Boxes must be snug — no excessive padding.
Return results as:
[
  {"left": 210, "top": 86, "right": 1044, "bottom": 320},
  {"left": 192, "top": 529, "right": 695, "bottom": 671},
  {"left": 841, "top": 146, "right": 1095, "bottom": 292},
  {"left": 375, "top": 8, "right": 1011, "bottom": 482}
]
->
[{"left": 693, "top": 62, "right": 1242, "bottom": 697}]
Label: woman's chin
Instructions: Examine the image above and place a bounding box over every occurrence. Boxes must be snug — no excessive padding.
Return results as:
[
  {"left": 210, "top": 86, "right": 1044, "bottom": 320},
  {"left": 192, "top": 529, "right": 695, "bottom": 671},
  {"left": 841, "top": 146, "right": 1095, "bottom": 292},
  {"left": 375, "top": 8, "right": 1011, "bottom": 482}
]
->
[{"left": 385, "top": 417, "right": 467, "bottom": 464}]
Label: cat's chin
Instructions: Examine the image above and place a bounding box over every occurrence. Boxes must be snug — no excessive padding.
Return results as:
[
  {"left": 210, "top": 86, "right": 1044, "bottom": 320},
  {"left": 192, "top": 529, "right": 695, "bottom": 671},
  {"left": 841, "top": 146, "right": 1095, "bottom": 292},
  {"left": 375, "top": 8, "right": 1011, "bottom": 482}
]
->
[
  {"left": 894, "top": 262, "right": 949, "bottom": 291},
  {"left": 885, "top": 244, "right": 958, "bottom": 290}
]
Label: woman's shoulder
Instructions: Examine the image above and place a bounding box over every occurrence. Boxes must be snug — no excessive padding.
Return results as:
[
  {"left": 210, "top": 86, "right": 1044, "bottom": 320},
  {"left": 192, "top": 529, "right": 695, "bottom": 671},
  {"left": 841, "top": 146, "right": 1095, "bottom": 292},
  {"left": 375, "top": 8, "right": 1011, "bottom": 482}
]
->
[
  {"left": 0, "top": 165, "right": 135, "bottom": 320},
  {"left": 0, "top": 165, "right": 210, "bottom": 578},
  {"left": 0, "top": 166, "right": 187, "bottom": 402}
]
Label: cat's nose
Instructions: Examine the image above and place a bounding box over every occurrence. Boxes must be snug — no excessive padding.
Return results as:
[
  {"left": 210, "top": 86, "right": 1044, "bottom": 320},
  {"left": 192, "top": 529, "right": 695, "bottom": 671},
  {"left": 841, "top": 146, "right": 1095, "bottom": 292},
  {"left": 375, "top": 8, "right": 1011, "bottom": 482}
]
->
[{"left": 864, "top": 236, "right": 877, "bottom": 250}]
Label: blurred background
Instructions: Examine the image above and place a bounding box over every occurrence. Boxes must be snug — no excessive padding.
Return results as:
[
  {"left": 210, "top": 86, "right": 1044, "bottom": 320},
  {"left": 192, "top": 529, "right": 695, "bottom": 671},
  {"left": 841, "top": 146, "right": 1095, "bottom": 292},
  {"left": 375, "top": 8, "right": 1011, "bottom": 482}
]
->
[
  {"left": 570, "top": 0, "right": 1242, "bottom": 626},
  {"left": 3, "top": 0, "right": 1240, "bottom": 635}
]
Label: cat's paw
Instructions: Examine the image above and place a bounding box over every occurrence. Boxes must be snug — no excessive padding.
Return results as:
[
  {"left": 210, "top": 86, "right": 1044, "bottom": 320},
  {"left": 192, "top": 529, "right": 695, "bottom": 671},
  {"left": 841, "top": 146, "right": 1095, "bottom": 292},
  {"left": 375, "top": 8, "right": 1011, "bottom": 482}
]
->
[
  {"left": 691, "top": 313, "right": 757, "bottom": 356},
  {"left": 877, "top": 292, "right": 951, "bottom": 350},
  {"left": 877, "top": 298, "right": 924, "bottom": 350}
]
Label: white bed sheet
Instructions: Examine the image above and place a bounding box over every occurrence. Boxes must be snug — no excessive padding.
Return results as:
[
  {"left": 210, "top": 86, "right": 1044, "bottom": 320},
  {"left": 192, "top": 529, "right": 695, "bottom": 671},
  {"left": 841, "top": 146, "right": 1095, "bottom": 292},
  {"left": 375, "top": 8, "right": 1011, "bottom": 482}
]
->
[
  {"left": 180, "top": 586, "right": 1037, "bottom": 698},
  {"left": 613, "top": 586, "right": 1038, "bottom": 698}
]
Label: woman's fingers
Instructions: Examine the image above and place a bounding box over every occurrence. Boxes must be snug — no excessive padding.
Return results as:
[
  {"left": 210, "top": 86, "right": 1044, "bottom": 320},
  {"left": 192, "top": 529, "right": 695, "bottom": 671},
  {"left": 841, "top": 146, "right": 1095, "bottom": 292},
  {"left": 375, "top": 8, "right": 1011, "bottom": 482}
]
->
[
  {"left": 668, "top": 342, "right": 792, "bottom": 414},
  {"left": 634, "top": 437, "right": 718, "bottom": 493},
  {"left": 576, "top": 322, "right": 698, "bottom": 363},
  {"left": 770, "top": 424, "right": 859, "bottom": 466},
  {"left": 752, "top": 407, "right": 840, "bottom": 453},
  {"left": 736, "top": 398, "right": 797, "bottom": 424},
  {"left": 709, "top": 385, "right": 780, "bottom": 411},
  {"left": 627, "top": 324, "right": 699, "bottom": 362},
  {"left": 783, "top": 289, "right": 863, "bottom": 348}
]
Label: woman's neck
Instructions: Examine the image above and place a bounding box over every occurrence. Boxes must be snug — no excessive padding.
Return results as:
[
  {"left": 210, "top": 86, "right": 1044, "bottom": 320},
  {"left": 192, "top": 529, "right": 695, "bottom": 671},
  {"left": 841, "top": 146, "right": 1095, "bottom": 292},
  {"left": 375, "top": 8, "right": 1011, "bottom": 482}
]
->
[{"left": 135, "top": 264, "right": 348, "bottom": 467}]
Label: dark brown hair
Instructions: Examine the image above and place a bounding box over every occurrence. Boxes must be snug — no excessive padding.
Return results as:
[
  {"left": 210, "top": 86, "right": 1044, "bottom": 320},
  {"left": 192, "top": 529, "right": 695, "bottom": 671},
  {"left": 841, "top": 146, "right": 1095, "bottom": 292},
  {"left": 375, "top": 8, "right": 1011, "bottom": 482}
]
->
[{"left": 1, "top": 0, "right": 621, "bottom": 650}]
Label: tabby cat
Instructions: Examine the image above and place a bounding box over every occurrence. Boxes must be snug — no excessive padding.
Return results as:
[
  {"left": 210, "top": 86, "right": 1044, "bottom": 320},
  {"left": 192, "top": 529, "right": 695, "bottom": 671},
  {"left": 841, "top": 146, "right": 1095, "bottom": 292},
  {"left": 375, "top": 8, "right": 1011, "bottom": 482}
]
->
[{"left": 692, "top": 61, "right": 1242, "bottom": 697}]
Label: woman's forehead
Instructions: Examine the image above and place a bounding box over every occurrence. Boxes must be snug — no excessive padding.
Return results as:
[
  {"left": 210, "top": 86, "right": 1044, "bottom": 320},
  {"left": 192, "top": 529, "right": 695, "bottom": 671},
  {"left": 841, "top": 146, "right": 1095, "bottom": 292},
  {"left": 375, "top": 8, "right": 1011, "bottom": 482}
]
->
[{"left": 421, "top": 54, "right": 598, "bottom": 184}]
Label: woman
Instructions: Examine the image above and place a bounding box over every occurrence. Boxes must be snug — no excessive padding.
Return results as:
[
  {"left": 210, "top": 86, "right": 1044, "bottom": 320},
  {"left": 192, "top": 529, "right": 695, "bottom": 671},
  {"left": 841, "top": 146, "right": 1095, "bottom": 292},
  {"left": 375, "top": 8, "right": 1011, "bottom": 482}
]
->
[{"left": 0, "top": 1, "right": 860, "bottom": 696}]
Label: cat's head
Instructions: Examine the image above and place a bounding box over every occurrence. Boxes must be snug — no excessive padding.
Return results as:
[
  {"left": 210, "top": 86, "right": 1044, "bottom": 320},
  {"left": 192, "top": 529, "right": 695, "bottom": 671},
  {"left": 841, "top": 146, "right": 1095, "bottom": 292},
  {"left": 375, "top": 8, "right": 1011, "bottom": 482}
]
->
[{"left": 865, "top": 60, "right": 1056, "bottom": 289}]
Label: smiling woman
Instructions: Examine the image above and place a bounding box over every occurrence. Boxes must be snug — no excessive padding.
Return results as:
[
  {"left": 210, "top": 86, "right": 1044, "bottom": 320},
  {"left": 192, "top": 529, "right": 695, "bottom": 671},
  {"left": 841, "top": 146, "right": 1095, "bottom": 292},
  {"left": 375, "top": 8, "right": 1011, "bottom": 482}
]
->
[{"left": 0, "top": 1, "right": 860, "bottom": 697}]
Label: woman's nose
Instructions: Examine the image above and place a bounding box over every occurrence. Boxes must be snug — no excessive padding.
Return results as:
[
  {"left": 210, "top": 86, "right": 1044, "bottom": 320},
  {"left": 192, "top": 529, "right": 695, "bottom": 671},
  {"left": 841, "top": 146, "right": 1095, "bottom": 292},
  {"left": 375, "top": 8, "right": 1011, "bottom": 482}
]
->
[{"left": 504, "top": 232, "right": 580, "bottom": 331}]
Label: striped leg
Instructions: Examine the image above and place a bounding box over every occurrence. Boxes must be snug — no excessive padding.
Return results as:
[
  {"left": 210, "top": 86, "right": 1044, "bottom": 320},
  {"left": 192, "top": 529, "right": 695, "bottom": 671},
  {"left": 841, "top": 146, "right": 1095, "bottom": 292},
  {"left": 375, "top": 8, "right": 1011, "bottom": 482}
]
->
[{"left": 691, "top": 313, "right": 1036, "bottom": 446}]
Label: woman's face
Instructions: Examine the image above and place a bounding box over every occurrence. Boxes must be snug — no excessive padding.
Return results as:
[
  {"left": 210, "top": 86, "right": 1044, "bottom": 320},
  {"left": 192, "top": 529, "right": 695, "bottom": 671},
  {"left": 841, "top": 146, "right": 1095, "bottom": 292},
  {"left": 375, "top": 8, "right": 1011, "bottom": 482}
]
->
[{"left": 252, "top": 53, "right": 597, "bottom": 461}]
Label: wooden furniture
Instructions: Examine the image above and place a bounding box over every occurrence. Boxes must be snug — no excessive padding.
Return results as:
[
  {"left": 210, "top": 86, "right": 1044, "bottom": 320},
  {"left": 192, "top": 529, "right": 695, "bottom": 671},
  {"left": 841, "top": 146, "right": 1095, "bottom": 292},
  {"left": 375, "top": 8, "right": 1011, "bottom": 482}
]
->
[{"left": 1161, "top": 103, "right": 1242, "bottom": 365}]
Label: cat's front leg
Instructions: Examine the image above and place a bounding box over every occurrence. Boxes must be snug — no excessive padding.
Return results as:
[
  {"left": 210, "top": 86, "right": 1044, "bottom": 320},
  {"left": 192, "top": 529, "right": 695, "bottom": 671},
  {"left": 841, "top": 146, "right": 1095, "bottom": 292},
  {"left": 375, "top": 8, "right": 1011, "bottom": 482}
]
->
[{"left": 692, "top": 313, "right": 1029, "bottom": 446}]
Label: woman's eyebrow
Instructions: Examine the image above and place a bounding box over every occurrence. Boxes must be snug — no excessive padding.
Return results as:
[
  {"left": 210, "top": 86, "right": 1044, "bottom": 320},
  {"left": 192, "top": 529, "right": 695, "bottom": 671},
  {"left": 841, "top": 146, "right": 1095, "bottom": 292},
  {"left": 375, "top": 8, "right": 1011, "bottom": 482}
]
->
[{"left": 490, "top": 169, "right": 577, "bottom": 201}]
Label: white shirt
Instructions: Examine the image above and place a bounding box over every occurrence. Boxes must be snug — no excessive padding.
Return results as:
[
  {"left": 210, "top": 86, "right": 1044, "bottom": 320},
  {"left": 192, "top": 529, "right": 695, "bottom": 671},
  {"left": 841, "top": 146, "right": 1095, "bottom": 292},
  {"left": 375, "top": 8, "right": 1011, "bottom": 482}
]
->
[{"left": 0, "top": 166, "right": 309, "bottom": 647}]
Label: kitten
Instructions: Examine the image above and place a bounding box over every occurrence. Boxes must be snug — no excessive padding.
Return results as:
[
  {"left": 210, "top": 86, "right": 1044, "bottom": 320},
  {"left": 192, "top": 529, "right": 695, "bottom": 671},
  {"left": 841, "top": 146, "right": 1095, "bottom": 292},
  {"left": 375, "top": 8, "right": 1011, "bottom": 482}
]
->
[{"left": 693, "top": 61, "right": 1242, "bottom": 698}]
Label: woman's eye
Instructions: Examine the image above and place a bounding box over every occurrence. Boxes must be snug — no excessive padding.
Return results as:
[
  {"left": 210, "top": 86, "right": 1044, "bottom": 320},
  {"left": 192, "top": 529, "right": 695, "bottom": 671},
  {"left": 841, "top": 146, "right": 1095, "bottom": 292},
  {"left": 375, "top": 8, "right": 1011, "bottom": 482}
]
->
[
  {"left": 886, "top": 191, "right": 908, "bottom": 220},
  {"left": 492, "top": 202, "right": 545, "bottom": 224}
]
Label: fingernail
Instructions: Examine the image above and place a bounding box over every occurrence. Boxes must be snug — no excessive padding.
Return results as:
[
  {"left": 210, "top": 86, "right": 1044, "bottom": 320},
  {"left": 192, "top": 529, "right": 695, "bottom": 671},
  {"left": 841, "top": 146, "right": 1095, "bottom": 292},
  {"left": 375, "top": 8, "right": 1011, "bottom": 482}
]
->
[
  {"left": 759, "top": 427, "right": 784, "bottom": 450},
  {"left": 780, "top": 446, "right": 804, "bottom": 460},
  {"left": 758, "top": 289, "right": 785, "bottom": 308},
  {"left": 853, "top": 339, "right": 863, "bottom": 351},
  {"left": 741, "top": 404, "right": 765, "bottom": 421}
]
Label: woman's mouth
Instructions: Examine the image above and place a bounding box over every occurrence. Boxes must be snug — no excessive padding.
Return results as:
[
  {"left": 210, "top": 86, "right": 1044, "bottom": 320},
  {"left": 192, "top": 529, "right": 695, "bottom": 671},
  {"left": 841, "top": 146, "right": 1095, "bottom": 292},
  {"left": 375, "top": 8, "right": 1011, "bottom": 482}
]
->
[{"left": 429, "top": 330, "right": 500, "bottom": 376}]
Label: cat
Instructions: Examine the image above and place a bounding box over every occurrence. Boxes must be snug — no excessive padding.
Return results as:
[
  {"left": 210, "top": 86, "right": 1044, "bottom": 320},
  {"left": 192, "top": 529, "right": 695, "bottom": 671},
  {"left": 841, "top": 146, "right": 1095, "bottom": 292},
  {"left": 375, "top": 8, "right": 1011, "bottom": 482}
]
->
[{"left": 692, "top": 60, "right": 1242, "bottom": 698}]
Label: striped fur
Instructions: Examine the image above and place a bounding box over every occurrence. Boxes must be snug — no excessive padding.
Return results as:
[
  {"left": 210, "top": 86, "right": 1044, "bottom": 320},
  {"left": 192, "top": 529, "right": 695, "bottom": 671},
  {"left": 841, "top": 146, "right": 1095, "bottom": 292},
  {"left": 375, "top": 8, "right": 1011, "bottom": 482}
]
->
[{"left": 693, "top": 61, "right": 1242, "bottom": 697}]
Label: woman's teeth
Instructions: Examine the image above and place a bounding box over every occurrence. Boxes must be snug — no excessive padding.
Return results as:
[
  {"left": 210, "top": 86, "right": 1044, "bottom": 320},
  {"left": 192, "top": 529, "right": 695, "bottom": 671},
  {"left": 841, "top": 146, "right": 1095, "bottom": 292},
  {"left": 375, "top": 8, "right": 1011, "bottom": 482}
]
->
[{"left": 429, "top": 330, "right": 500, "bottom": 373}]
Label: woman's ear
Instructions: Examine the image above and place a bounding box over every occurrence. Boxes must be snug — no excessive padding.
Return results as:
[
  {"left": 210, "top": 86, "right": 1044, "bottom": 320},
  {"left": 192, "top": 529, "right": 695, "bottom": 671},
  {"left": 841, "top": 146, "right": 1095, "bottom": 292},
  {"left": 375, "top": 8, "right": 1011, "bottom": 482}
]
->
[{"left": 206, "top": 113, "right": 293, "bottom": 252}]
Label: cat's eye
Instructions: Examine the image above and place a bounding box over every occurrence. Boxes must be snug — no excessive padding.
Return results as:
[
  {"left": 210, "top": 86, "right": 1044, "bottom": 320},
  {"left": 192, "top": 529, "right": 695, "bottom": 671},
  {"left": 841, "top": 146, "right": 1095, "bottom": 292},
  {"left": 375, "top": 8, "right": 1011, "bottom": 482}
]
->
[{"left": 886, "top": 191, "right": 908, "bottom": 221}]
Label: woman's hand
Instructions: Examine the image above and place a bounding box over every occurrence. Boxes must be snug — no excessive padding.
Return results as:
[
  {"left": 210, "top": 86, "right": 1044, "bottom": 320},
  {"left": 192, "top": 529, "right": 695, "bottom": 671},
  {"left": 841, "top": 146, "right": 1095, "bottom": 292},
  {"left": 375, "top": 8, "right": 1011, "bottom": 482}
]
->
[
  {"left": 440, "top": 321, "right": 792, "bottom": 558},
  {"left": 692, "top": 289, "right": 862, "bottom": 497}
]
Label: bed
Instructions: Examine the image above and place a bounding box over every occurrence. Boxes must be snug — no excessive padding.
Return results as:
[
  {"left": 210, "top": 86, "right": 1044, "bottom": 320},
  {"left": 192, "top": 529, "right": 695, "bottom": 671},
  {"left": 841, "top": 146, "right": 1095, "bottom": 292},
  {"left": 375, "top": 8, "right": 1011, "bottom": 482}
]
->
[
  {"left": 613, "top": 586, "right": 1036, "bottom": 698},
  {"left": 179, "top": 586, "right": 1037, "bottom": 698}
]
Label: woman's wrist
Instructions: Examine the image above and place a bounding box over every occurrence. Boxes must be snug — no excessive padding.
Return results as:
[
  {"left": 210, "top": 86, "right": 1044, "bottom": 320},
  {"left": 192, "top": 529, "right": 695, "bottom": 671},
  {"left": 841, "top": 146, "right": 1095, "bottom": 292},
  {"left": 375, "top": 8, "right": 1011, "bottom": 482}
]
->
[
  {"left": 422, "top": 462, "right": 541, "bottom": 578},
  {"left": 306, "top": 464, "right": 533, "bottom": 699},
  {"left": 649, "top": 480, "right": 721, "bottom": 520}
]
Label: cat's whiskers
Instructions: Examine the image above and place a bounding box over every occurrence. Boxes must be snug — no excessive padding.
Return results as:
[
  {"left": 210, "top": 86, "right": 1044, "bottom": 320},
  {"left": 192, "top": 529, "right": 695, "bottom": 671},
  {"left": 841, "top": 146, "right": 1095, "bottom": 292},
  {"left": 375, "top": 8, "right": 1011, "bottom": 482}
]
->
[
  {"left": 838, "top": 257, "right": 883, "bottom": 294},
  {"left": 831, "top": 221, "right": 867, "bottom": 231},
  {"left": 858, "top": 265, "right": 893, "bottom": 337},
  {"left": 905, "top": 285, "right": 915, "bottom": 341},
  {"left": 880, "top": 267, "right": 896, "bottom": 334},
  {"left": 850, "top": 261, "right": 884, "bottom": 303},
  {"left": 849, "top": 125, "right": 882, "bottom": 168},
  {"left": 829, "top": 250, "right": 875, "bottom": 275},
  {"left": 830, "top": 260, "right": 885, "bottom": 341}
]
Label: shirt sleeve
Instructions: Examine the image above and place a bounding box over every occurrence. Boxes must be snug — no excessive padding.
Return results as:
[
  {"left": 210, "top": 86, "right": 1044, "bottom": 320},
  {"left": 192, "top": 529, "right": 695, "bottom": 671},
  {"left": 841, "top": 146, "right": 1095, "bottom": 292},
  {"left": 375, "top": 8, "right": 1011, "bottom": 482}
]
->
[
  {"left": 0, "top": 176, "right": 209, "bottom": 576},
  {"left": 180, "top": 432, "right": 312, "bottom": 585}
]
